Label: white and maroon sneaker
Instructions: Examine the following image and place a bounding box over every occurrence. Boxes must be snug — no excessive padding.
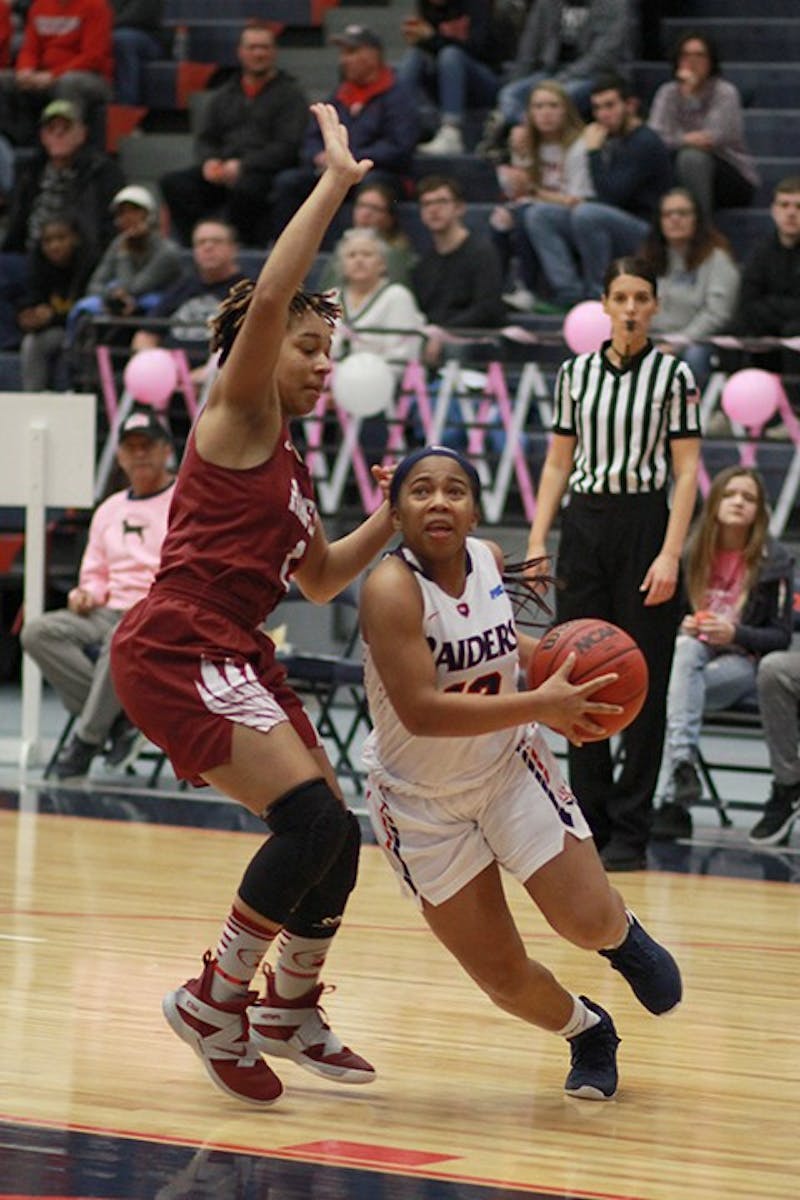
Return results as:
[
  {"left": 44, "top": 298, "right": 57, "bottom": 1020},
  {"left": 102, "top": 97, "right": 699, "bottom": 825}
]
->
[
  {"left": 162, "top": 952, "right": 283, "bottom": 1106},
  {"left": 248, "top": 967, "right": 375, "bottom": 1085}
]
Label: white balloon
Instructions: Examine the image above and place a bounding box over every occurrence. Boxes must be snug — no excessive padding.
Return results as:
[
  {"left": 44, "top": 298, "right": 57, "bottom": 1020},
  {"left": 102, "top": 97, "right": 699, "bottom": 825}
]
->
[{"left": 331, "top": 351, "right": 395, "bottom": 417}]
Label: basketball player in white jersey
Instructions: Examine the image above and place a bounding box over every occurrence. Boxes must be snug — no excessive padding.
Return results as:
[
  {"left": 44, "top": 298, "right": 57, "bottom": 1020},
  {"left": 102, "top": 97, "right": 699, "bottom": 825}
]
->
[{"left": 360, "top": 446, "right": 683, "bottom": 1099}]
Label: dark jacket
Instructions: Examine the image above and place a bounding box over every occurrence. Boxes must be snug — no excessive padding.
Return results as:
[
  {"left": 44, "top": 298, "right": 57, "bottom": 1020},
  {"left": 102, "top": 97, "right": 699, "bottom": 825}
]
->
[
  {"left": 196, "top": 69, "right": 309, "bottom": 177},
  {"left": 111, "top": 0, "right": 163, "bottom": 30},
  {"left": 734, "top": 539, "right": 795, "bottom": 657},
  {"left": 414, "top": 1, "right": 511, "bottom": 71},
  {"left": 732, "top": 232, "right": 800, "bottom": 337},
  {"left": 304, "top": 72, "right": 419, "bottom": 175},
  {"left": 681, "top": 538, "right": 795, "bottom": 658},
  {"left": 412, "top": 231, "right": 505, "bottom": 328},
  {"left": 2, "top": 145, "right": 124, "bottom": 253},
  {"left": 514, "top": 0, "right": 630, "bottom": 81},
  {"left": 18, "top": 244, "right": 97, "bottom": 326},
  {"left": 587, "top": 125, "right": 673, "bottom": 221}
]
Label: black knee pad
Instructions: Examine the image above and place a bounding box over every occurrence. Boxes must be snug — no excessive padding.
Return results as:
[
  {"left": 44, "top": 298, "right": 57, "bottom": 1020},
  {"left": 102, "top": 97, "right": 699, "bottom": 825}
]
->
[
  {"left": 285, "top": 811, "right": 361, "bottom": 938},
  {"left": 237, "top": 778, "right": 350, "bottom": 925}
]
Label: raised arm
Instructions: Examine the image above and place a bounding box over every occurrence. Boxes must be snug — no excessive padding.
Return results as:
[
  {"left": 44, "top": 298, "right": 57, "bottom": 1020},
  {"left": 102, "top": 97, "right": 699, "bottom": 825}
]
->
[
  {"left": 199, "top": 104, "right": 372, "bottom": 459},
  {"left": 526, "top": 433, "right": 576, "bottom": 565}
]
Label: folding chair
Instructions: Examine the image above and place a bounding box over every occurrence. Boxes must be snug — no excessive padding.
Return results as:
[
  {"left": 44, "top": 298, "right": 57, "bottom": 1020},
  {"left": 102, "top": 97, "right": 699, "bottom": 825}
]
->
[{"left": 277, "top": 585, "right": 372, "bottom": 794}]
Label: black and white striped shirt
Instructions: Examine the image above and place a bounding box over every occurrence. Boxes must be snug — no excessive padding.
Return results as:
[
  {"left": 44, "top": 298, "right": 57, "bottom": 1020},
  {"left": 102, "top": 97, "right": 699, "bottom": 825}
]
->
[{"left": 552, "top": 341, "right": 701, "bottom": 495}]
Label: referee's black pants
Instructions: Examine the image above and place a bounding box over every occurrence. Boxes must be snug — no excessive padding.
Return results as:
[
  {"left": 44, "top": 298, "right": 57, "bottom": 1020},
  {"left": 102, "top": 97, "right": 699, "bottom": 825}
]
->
[{"left": 555, "top": 491, "right": 682, "bottom": 856}]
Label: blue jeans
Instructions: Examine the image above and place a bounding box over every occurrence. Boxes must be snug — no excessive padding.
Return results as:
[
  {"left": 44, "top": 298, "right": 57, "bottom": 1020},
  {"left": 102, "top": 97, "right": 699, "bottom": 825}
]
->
[
  {"left": 522, "top": 202, "right": 584, "bottom": 306},
  {"left": 498, "top": 72, "right": 594, "bottom": 123},
  {"left": 665, "top": 634, "right": 758, "bottom": 769},
  {"left": 112, "top": 28, "right": 162, "bottom": 105},
  {"left": 397, "top": 45, "right": 499, "bottom": 122},
  {"left": 570, "top": 202, "right": 650, "bottom": 297}
]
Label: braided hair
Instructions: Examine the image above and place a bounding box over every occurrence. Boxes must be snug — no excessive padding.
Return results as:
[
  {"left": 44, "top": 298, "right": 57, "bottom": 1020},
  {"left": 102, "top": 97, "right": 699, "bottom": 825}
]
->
[
  {"left": 502, "top": 556, "right": 562, "bottom": 627},
  {"left": 208, "top": 280, "right": 342, "bottom": 365}
]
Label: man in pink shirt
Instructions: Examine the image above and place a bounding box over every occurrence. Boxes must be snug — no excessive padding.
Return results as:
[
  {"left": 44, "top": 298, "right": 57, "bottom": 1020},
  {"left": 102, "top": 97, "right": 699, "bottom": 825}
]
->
[{"left": 21, "top": 406, "right": 176, "bottom": 780}]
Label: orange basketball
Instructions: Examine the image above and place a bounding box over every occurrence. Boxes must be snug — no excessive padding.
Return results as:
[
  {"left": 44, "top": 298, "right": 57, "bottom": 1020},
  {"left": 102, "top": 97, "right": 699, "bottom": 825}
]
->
[{"left": 527, "top": 618, "right": 649, "bottom": 739}]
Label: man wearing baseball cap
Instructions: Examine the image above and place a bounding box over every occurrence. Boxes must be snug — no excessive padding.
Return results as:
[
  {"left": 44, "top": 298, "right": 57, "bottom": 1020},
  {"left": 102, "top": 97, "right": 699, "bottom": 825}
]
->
[
  {"left": 80, "top": 184, "right": 183, "bottom": 318},
  {"left": 269, "top": 23, "right": 419, "bottom": 242},
  {"left": 21, "top": 405, "right": 177, "bottom": 781}
]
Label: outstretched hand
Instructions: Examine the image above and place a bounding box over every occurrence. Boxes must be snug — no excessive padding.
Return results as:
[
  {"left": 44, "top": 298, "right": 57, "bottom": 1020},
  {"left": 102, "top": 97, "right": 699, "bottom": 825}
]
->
[
  {"left": 311, "top": 102, "right": 373, "bottom": 189},
  {"left": 530, "top": 653, "right": 622, "bottom": 746}
]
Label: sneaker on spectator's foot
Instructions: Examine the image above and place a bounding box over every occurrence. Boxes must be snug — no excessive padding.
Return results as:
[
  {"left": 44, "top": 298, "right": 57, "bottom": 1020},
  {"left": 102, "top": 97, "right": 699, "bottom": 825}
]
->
[
  {"left": 651, "top": 800, "right": 693, "bottom": 841},
  {"left": 162, "top": 952, "right": 283, "bottom": 1106},
  {"left": 748, "top": 781, "right": 800, "bottom": 845},
  {"left": 249, "top": 968, "right": 375, "bottom": 1084},
  {"left": 672, "top": 760, "right": 702, "bottom": 806},
  {"left": 52, "top": 735, "right": 98, "bottom": 780},
  {"left": 599, "top": 914, "right": 682, "bottom": 1015},
  {"left": 417, "top": 124, "right": 464, "bottom": 155},
  {"left": 564, "top": 997, "right": 620, "bottom": 1100},
  {"left": 105, "top": 715, "right": 145, "bottom": 769}
]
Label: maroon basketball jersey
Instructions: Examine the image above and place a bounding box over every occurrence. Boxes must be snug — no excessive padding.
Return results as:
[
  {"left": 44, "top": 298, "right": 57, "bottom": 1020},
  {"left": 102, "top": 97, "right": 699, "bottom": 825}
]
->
[{"left": 153, "top": 427, "right": 317, "bottom": 628}]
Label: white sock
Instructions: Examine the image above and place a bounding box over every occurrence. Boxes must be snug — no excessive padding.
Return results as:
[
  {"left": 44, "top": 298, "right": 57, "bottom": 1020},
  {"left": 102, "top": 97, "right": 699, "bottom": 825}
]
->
[
  {"left": 557, "top": 994, "right": 601, "bottom": 1039},
  {"left": 602, "top": 909, "right": 634, "bottom": 952},
  {"left": 209, "top": 904, "right": 276, "bottom": 1004},
  {"left": 273, "top": 930, "right": 334, "bottom": 1000}
]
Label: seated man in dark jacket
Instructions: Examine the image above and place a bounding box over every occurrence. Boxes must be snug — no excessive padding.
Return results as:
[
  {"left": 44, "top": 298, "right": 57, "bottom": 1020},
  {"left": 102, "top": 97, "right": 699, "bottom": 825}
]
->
[
  {"left": 269, "top": 25, "right": 419, "bottom": 245},
  {"left": 0, "top": 98, "right": 123, "bottom": 348},
  {"left": 732, "top": 177, "right": 800, "bottom": 340},
  {"left": 412, "top": 173, "right": 505, "bottom": 366},
  {"left": 160, "top": 21, "right": 308, "bottom": 246}
]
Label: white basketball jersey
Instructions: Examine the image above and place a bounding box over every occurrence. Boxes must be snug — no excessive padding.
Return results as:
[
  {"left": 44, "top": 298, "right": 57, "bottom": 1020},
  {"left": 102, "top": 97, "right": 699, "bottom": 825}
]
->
[{"left": 362, "top": 538, "right": 522, "bottom": 797}]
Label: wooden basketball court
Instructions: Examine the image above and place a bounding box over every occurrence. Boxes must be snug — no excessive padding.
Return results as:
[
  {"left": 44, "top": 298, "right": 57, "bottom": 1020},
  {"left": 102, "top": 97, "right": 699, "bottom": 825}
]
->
[{"left": 0, "top": 780, "right": 797, "bottom": 1200}]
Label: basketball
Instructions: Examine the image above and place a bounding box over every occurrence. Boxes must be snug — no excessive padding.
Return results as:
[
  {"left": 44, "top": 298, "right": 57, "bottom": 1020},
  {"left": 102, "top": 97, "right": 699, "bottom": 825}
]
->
[{"left": 527, "top": 618, "right": 649, "bottom": 739}]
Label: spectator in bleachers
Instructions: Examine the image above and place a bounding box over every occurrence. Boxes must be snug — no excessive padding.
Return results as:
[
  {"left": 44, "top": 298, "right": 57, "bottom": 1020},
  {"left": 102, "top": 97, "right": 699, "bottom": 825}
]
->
[
  {"left": 647, "top": 31, "right": 758, "bottom": 223},
  {"left": 640, "top": 187, "right": 739, "bottom": 390},
  {"left": 749, "top": 649, "right": 800, "bottom": 845},
  {"left": 730, "top": 176, "right": 800, "bottom": 341},
  {"left": 509, "top": 75, "right": 672, "bottom": 309},
  {"left": 331, "top": 228, "right": 425, "bottom": 378},
  {"left": 131, "top": 217, "right": 246, "bottom": 356},
  {"left": 480, "top": 0, "right": 631, "bottom": 155},
  {"left": 319, "top": 180, "right": 417, "bottom": 290},
  {"left": 269, "top": 25, "right": 419, "bottom": 247},
  {"left": 411, "top": 173, "right": 504, "bottom": 366},
  {"left": 80, "top": 183, "right": 182, "bottom": 318},
  {"left": 0, "top": 0, "right": 113, "bottom": 148},
  {"left": 110, "top": 0, "right": 165, "bottom": 106},
  {"left": 17, "top": 213, "right": 96, "bottom": 389},
  {"left": 492, "top": 80, "right": 592, "bottom": 312},
  {"left": 160, "top": 21, "right": 308, "bottom": 248},
  {"left": 398, "top": 0, "right": 507, "bottom": 157},
  {"left": 21, "top": 405, "right": 177, "bottom": 782},
  {"left": 651, "top": 467, "right": 794, "bottom": 841},
  {"left": 0, "top": 97, "right": 122, "bottom": 348},
  {"left": 2, "top": 98, "right": 122, "bottom": 253}
]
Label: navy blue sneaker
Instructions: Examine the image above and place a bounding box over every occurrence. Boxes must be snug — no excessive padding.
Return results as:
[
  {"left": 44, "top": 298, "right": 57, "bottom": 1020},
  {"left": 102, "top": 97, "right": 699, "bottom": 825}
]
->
[
  {"left": 564, "top": 997, "right": 620, "bottom": 1100},
  {"left": 599, "top": 913, "right": 682, "bottom": 1015}
]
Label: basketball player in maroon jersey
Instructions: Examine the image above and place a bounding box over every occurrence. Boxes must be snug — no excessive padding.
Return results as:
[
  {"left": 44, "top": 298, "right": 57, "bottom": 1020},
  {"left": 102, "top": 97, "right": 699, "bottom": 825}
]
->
[{"left": 111, "top": 104, "right": 394, "bottom": 1107}]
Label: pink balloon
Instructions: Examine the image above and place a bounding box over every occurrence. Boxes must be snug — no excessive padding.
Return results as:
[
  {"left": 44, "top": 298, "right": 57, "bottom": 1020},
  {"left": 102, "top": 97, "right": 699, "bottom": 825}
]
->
[
  {"left": 720, "top": 369, "right": 781, "bottom": 429},
  {"left": 562, "top": 301, "right": 612, "bottom": 355},
  {"left": 123, "top": 348, "right": 178, "bottom": 411}
]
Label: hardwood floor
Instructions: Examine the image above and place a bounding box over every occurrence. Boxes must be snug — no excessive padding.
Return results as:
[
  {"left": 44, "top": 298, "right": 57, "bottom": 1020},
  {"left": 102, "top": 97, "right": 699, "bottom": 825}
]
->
[{"left": 1, "top": 795, "right": 797, "bottom": 1200}]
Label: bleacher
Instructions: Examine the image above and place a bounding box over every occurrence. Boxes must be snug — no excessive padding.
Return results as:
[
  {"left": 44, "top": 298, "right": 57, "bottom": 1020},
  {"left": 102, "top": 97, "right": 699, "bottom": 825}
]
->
[{"left": 2, "top": 0, "right": 800, "bottom": 440}]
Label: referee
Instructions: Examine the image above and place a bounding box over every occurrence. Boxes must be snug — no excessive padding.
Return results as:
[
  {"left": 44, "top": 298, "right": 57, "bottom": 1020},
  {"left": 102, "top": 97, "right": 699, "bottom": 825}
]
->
[{"left": 526, "top": 256, "right": 702, "bottom": 872}]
